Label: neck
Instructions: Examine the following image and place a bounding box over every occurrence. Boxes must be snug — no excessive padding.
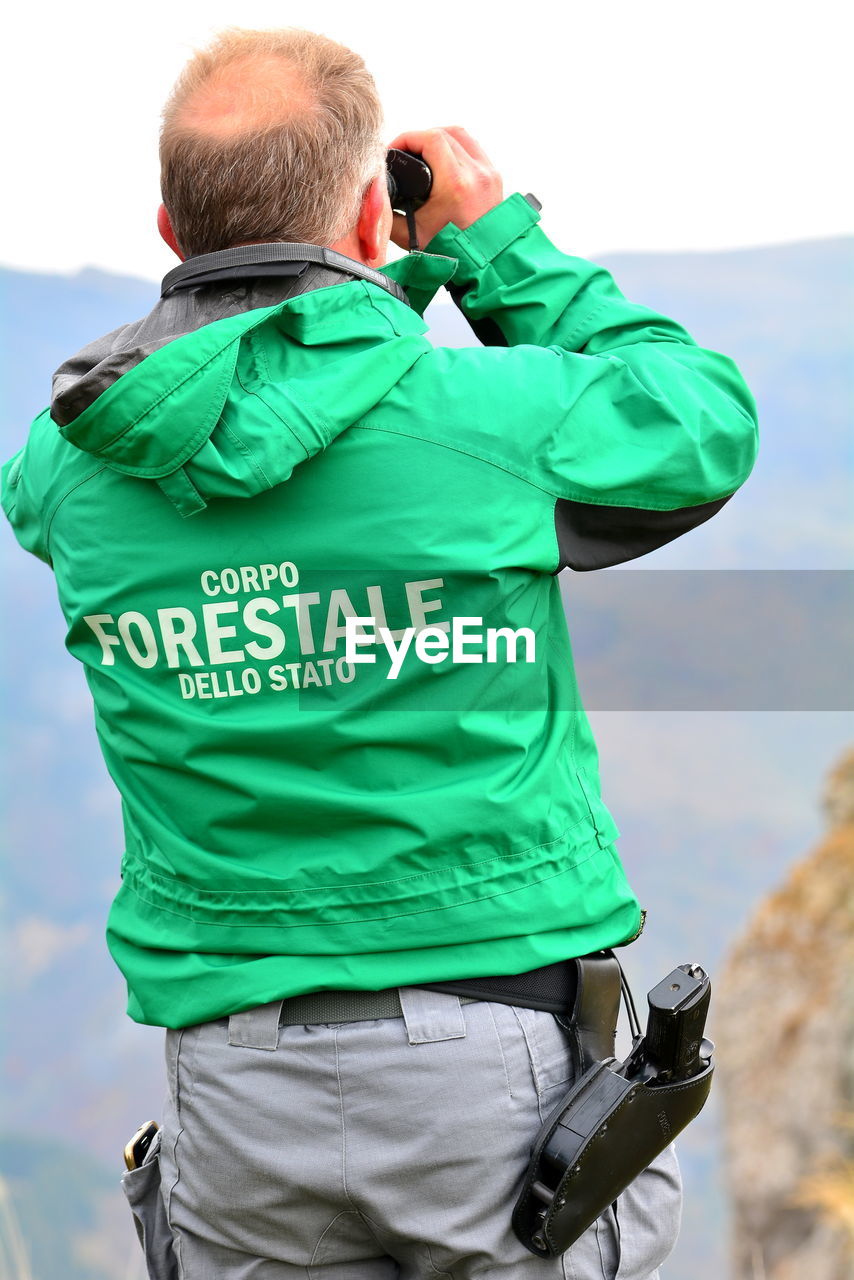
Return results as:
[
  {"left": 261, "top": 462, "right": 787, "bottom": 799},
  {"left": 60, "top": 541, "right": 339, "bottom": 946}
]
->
[{"left": 328, "top": 230, "right": 385, "bottom": 270}]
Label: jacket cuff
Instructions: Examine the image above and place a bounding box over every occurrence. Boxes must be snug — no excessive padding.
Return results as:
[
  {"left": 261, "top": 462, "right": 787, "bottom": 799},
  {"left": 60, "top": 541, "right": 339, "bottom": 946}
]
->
[{"left": 427, "top": 194, "right": 542, "bottom": 278}]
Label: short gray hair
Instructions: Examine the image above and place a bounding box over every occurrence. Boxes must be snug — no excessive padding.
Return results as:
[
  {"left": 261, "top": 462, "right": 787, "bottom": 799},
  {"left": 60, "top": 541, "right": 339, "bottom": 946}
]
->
[{"left": 160, "top": 27, "right": 385, "bottom": 258}]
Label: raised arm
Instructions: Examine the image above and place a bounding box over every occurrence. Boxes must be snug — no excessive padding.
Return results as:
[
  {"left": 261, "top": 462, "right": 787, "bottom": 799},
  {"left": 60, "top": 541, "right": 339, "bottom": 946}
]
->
[{"left": 390, "top": 127, "right": 759, "bottom": 570}]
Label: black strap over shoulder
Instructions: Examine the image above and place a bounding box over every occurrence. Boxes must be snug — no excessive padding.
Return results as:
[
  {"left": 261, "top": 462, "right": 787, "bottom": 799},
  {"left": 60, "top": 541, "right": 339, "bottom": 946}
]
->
[{"left": 160, "top": 242, "right": 410, "bottom": 305}]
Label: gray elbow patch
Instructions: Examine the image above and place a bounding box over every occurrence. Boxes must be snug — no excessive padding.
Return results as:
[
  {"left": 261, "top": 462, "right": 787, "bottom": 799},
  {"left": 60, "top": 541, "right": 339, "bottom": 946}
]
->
[{"left": 554, "top": 493, "right": 732, "bottom": 571}]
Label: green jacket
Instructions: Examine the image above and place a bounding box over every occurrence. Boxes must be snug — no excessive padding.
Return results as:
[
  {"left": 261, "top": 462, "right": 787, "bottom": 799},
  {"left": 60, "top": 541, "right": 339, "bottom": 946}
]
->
[{"left": 2, "top": 195, "right": 758, "bottom": 1028}]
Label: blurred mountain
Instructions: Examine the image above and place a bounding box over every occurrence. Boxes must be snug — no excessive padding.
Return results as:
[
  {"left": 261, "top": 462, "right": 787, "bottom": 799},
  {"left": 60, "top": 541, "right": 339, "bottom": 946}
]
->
[
  {"left": 717, "top": 748, "right": 854, "bottom": 1279},
  {"left": 1, "top": 238, "right": 851, "bottom": 1278}
]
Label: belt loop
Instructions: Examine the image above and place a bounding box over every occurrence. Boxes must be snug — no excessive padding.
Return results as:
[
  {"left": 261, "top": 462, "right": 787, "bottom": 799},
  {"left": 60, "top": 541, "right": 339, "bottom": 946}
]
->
[
  {"left": 227, "top": 999, "right": 284, "bottom": 1050},
  {"left": 397, "top": 987, "right": 467, "bottom": 1044}
]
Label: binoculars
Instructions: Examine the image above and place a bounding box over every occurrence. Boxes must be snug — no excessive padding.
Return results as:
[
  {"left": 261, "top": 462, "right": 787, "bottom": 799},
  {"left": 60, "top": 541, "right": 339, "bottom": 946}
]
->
[{"left": 386, "top": 149, "right": 433, "bottom": 215}]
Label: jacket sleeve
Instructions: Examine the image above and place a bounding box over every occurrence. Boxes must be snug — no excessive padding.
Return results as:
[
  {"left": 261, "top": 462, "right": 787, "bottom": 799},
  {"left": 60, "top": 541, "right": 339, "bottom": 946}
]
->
[
  {"left": 1, "top": 417, "right": 54, "bottom": 566},
  {"left": 427, "top": 195, "right": 759, "bottom": 570}
]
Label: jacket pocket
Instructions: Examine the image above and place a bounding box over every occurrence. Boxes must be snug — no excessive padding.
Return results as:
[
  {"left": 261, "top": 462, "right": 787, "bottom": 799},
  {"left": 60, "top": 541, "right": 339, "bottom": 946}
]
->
[{"left": 120, "top": 1128, "right": 179, "bottom": 1280}]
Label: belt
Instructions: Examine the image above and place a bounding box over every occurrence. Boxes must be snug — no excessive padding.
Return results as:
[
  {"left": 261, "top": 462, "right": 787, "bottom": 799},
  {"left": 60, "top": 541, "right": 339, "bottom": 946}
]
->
[
  {"left": 277, "top": 958, "right": 584, "bottom": 1027},
  {"left": 277, "top": 987, "right": 477, "bottom": 1026},
  {"left": 277, "top": 953, "right": 623, "bottom": 1080}
]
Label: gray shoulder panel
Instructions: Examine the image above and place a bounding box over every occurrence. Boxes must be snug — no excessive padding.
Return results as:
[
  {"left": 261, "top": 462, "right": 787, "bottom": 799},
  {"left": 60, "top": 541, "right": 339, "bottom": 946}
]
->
[{"left": 555, "top": 493, "right": 732, "bottom": 571}]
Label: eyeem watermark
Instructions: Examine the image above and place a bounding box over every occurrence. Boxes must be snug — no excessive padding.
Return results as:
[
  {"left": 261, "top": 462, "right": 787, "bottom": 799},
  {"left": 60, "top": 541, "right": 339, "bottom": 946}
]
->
[{"left": 345, "top": 615, "right": 536, "bottom": 679}]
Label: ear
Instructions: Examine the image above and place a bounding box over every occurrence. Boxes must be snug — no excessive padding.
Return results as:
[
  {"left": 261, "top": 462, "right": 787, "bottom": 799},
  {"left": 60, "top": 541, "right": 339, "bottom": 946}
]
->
[
  {"left": 356, "top": 175, "right": 389, "bottom": 269},
  {"left": 157, "top": 204, "right": 185, "bottom": 260}
]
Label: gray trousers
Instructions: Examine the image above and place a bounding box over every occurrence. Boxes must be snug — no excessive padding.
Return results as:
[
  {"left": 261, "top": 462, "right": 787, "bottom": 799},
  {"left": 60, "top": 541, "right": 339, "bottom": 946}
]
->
[{"left": 151, "top": 989, "right": 681, "bottom": 1279}]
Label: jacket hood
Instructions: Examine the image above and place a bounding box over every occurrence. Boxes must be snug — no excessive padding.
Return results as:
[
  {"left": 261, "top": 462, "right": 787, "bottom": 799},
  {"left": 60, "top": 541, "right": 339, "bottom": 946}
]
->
[{"left": 50, "top": 248, "right": 456, "bottom": 515}]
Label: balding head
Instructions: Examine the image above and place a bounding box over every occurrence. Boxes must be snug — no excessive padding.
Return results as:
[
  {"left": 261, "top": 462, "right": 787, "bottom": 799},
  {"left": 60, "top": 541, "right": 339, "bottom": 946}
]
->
[
  {"left": 169, "top": 52, "right": 316, "bottom": 138},
  {"left": 160, "top": 28, "right": 385, "bottom": 258}
]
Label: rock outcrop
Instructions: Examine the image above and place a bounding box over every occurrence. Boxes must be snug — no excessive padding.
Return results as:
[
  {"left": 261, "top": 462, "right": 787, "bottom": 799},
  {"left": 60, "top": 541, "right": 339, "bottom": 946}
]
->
[{"left": 717, "top": 747, "right": 854, "bottom": 1279}]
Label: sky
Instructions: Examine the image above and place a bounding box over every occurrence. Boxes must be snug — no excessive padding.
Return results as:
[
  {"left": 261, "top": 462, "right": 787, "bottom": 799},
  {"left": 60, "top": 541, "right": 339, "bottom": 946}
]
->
[{"left": 2, "top": 0, "right": 849, "bottom": 282}]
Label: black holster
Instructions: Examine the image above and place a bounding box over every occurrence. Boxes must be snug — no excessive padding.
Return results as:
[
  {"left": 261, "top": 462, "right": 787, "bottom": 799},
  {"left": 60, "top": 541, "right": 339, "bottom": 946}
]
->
[{"left": 512, "top": 953, "right": 714, "bottom": 1258}]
